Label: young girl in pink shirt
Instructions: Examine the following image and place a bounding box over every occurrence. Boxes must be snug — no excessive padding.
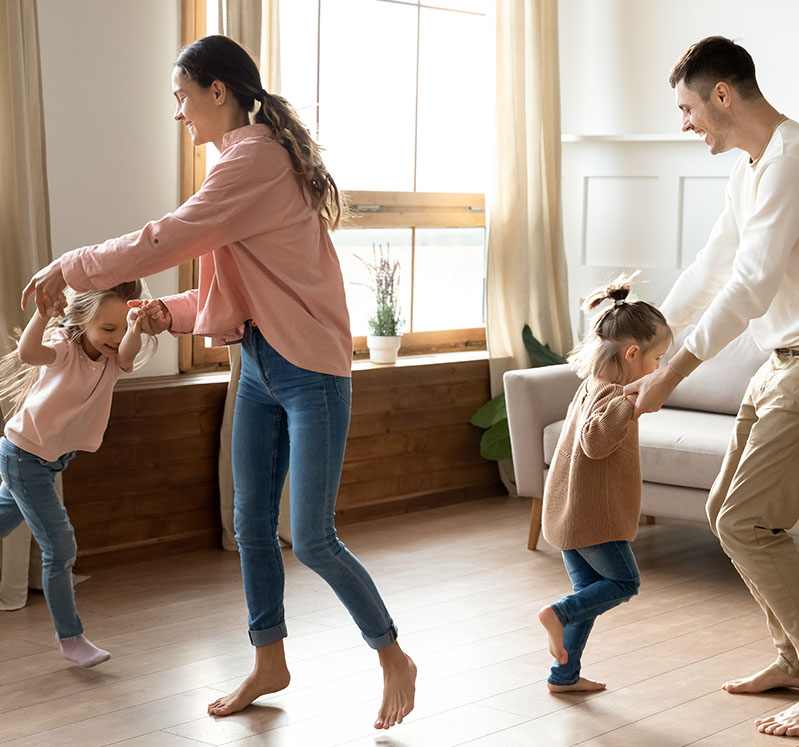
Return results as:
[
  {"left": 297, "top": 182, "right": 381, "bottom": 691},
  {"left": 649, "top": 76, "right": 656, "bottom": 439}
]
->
[{"left": 0, "top": 280, "right": 152, "bottom": 667}]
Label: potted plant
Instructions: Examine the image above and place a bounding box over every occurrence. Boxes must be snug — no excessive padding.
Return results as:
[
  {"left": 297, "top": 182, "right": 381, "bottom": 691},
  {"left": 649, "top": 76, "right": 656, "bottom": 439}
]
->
[{"left": 357, "top": 243, "right": 404, "bottom": 364}]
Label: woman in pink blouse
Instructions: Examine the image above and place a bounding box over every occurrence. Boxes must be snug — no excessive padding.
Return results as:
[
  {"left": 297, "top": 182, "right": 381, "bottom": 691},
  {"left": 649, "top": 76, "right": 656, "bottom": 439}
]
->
[{"left": 23, "top": 35, "right": 416, "bottom": 729}]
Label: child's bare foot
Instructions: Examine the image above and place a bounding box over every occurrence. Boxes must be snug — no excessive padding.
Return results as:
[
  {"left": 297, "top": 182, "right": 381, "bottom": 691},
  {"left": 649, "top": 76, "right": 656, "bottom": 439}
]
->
[
  {"left": 208, "top": 641, "right": 291, "bottom": 717},
  {"left": 547, "top": 676, "right": 606, "bottom": 693},
  {"left": 375, "top": 643, "right": 417, "bottom": 730},
  {"left": 538, "top": 605, "right": 568, "bottom": 665},
  {"left": 722, "top": 662, "right": 799, "bottom": 693}
]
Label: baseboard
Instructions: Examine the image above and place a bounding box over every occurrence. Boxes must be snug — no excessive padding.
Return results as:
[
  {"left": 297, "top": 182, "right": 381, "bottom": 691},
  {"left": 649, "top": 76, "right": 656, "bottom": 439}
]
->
[
  {"left": 75, "top": 528, "right": 221, "bottom": 571},
  {"left": 334, "top": 481, "right": 507, "bottom": 525}
]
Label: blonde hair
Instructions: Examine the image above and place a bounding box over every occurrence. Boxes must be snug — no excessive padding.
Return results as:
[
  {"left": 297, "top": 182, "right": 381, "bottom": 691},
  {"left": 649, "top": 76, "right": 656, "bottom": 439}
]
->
[
  {"left": 0, "top": 280, "right": 157, "bottom": 417},
  {"left": 567, "top": 273, "right": 672, "bottom": 383}
]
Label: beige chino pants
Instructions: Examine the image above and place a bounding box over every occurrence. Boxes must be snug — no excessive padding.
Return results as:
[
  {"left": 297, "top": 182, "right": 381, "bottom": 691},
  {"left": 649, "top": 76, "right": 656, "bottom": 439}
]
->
[{"left": 706, "top": 351, "right": 799, "bottom": 676}]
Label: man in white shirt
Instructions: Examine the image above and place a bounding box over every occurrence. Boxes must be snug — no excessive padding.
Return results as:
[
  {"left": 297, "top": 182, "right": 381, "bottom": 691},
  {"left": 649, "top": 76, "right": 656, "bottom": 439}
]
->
[{"left": 625, "top": 36, "right": 799, "bottom": 738}]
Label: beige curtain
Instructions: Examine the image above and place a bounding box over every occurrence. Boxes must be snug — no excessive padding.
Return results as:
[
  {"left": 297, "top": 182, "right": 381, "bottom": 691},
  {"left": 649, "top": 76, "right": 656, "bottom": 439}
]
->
[
  {"left": 486, "top": 0, "right": 571, "bottom": 398},
  {"left": 0, "top": 0, "right": 53, "bottom": 609},
  {"left": 218, "top": 0, "right": 280, "bottom": 83},
  {"left": 217, "top": 0, "right": 284, "bottom": 550}
]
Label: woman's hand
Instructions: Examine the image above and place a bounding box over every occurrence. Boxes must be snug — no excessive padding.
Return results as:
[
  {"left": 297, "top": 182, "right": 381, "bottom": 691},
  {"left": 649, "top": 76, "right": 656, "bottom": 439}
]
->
[
  {"left": 21, "top": 258, "right": 67, "bottom": 318},
  {"left": 128, "top": 299, "right": 172, "bottom": 335}
]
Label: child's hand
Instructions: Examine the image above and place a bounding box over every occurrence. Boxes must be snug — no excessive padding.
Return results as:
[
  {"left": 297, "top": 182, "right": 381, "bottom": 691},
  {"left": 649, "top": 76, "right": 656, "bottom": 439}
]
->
[
  {"left": 126, "top": 306, "right": 145, "bottom": 334},
  {"left": 118, "top": 307, "right": 145, "bottom": 369},
  {"left": 128, "top": 299, "right": 172, "bottom": 335}
]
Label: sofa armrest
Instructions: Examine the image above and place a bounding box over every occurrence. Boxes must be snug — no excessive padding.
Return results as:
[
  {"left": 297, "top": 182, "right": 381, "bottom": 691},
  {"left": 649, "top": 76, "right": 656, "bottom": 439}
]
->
[{"left": 504, "top": 364, "right": 581, "bottom": 499}]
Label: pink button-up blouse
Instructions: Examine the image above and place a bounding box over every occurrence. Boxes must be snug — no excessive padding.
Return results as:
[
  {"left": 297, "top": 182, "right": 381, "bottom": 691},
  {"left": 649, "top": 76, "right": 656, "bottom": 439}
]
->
[{"left": 60, "top": 124, "right": 353, "bottom": 377}]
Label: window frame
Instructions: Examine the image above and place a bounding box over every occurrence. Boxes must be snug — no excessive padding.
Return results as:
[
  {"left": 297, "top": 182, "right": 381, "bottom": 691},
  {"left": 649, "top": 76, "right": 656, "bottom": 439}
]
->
[
  {"left": 179, "top": 0, "right": 227, "bottom": 371},
  {"left": 343, "top": 190, "right": 486, "bottom": 356}
]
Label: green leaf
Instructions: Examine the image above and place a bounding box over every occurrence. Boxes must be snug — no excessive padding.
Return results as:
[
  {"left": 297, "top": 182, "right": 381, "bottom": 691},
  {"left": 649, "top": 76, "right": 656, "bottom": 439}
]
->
[
  {"left": 479, "top": 419, "right": 512, "bottom": 461},
  {"left": 522, "top": 324, "right": 567, "bottom": 367},
  {"left": 470, "top": 393, "right": 506, "bottom": 429}
]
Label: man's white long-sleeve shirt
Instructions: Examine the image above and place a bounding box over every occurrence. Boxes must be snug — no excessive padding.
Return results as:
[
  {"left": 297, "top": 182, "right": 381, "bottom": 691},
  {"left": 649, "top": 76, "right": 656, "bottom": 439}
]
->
[{"left": 661, "top": 118, "right": 799, "bottom": 375}]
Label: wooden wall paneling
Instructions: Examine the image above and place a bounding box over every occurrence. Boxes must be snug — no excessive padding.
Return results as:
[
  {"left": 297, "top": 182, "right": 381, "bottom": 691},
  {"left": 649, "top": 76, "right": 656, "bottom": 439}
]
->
[
  {"left": 63, "top": 380, "right": 228, "bottom": 570},
  {"left": 63, "top": 357, "right": 502, "bottom": 569}
]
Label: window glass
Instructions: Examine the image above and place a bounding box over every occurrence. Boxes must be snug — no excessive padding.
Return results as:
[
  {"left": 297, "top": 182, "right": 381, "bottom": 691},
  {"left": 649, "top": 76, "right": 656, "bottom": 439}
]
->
[
  {"left": 278, "top": 0, "right": 319, "bottom": 118},
  {"left": 318, "top": 0, "right": 417, "bottom": 190},
  {"left": 415, "top": 7, "right": 489, "bottom": 192},
  {"left": 412, "top": 228, "right": 486, "bottom": 331},
  {"left": 422, "top": 0, "right": 488, "bottom": 12},
  {"left": 333, "top": 228, "right": 413, "bottom": 336}
]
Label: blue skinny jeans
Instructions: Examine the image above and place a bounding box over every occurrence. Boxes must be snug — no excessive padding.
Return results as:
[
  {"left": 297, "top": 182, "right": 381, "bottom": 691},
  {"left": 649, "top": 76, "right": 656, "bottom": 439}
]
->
[
  {"left": 548, "top": 540, "right": 640, "bottom": 686},
  {"left": 0, "top": 437, "right": 82, "bottom": 639},
  {"left": 233, "top": 322, "right": 397, "bottom": 649}
]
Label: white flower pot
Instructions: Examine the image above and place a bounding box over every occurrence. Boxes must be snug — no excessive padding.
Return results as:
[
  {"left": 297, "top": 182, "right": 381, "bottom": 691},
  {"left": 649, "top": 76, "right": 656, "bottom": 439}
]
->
[{"left": 367, "top": 335, "right": 402, "bottom": 364}]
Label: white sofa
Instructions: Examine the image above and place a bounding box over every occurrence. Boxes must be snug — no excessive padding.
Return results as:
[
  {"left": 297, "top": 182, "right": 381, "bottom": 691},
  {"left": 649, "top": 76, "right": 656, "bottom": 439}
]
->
[{"left": 504, "top": 327, "right": 784, "bottom": 550}]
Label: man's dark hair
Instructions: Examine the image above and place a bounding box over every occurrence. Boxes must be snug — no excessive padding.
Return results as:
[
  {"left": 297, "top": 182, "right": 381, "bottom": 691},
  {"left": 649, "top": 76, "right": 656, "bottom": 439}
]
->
[{"left": 669, "top": 36, "right": 761, "bottom": 100}]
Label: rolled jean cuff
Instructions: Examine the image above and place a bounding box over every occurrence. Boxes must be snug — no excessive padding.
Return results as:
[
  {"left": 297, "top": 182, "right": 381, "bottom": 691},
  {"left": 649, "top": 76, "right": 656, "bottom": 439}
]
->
[
  {"left": 547, "top": 672, "right": 579, "bottom": 686},
  {"left": 249, "top": 622, "right": 288, "bottom": 647},
  {"left": 363, "top": 623, "right": 398, "bottom": 651},
  {"left": 550, "top": 602, "right": 569, "bottom": 627}
]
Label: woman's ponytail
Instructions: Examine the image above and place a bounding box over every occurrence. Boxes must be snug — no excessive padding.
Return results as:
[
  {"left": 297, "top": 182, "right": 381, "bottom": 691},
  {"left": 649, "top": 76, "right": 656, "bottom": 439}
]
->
[{"left": 255, "top": 91, "right": 344, "bottom": 231}]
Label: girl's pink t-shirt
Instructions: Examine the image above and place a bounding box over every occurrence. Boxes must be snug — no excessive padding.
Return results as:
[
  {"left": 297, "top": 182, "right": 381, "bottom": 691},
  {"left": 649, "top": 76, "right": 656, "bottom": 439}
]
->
[
  {"left": 59, "top": 124, "right": 353, "bottom": 378},
  {"left": 4, "top": 330, "right": 129, "bottom": 462}
]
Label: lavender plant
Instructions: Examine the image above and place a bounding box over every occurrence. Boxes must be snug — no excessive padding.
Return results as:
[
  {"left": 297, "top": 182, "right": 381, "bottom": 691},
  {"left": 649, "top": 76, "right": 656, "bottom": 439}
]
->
[{"left": 356, "top": 243, "right": 403, "bottom": 337}]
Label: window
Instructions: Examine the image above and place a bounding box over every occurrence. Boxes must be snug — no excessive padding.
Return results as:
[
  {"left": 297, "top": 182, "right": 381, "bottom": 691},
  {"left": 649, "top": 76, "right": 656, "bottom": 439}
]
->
[
  {"left": 179, "top": 0, "right": 490, "bottom": 369},
  {"left": 284, "top": 0, "right": 490, "bottom": 355}
]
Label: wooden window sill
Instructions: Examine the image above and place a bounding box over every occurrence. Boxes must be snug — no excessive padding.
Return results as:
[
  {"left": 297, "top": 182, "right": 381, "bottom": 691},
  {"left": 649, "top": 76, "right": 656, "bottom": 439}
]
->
[{"left": 116, "top": 349, "right": 489, "bottom": 391}]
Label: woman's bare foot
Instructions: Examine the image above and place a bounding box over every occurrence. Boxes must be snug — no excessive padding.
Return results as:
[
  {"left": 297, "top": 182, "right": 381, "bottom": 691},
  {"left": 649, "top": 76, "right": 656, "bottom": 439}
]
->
[
  {"left": 375, "top": 642, "right": 417, "bottom": 730},
  {"left": 547, "top": 676, "right": 606, "bottom": 693},
  {"left": 538, "top": 605, "right": 568, "bottom": 665},
  {"left": 207, "top": 640, "right": 291, "bottom": 717},
  {"left": 722, "top": 662, "right": 799, "bottom": 694},
  {"left": 755, "top": 701, "right": 799, "bottom": 736}
]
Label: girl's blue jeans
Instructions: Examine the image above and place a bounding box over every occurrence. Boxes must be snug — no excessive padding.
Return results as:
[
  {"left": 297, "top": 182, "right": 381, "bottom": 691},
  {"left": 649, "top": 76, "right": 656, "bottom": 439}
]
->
[
  {"left": 548, "top": 540, "right": 640, "bottom": 686},
  {"left": 234, "top": 322, "right": 397, "bottom": 650},
  {"left": 0, "top": 437, "right": 82, "bottom": 639}
]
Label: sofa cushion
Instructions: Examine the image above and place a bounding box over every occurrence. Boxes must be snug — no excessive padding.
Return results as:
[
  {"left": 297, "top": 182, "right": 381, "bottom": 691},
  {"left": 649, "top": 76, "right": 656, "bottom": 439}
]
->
[
  {"left": 664, "top": 326, "right": 769, "bottom": 415},
  {"left": 543, "top": 407, "right": 735, "bottom": 491}
]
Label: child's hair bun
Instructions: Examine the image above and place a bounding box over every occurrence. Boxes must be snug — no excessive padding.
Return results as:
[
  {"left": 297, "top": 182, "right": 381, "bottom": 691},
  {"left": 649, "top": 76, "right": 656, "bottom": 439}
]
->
[{"left": 581, "top": 272, "right": 639, "bottom": 313}]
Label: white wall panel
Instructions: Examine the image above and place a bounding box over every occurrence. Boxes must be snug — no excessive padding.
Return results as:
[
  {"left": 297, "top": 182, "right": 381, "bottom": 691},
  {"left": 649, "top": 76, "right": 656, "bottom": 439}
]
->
[
  {"left": 678, "top": 177, "right": 729, "bottom": 269},
  {"left": 561, "top": 140, "right": 738, "bottom": 336},
  {"left": 583, "top": 176, "right": 660, "bottom": 268}
]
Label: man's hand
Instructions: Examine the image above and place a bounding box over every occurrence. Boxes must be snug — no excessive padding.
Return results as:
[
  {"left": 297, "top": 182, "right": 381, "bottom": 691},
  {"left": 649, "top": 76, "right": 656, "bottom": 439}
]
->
[
  {"left": 21, "top": 258, "right": 67, "bottom": 318},
  {"left": 128, "top": 299, "right": 172, "bottom": 335},
  {"left": 623, "top": 365, "right": 683, "bottom": 419}
]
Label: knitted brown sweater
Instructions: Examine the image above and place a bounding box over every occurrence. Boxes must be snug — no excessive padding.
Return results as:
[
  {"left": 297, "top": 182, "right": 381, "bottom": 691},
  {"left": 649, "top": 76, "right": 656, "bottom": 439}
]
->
[{"left": 542, "top": 377, "right": 641, "bottom": 551}]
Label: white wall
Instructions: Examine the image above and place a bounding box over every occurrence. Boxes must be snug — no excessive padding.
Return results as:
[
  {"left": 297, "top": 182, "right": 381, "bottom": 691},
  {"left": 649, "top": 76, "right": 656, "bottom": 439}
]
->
[
  {"left": 560, "top": 0, "right": 799, "bottom": 136},
  {"left": 558, "top": 0, "right": 799, "bottom": 335},
  {"left": 38, "top": 0, "right": 181, "bottom": 376}
]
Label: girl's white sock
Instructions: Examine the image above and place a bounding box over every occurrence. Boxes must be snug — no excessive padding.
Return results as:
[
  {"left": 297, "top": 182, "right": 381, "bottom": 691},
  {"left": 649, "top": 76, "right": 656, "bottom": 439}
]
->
[{"left": 59, "top": 634, "right": 110, "bottom": 667}]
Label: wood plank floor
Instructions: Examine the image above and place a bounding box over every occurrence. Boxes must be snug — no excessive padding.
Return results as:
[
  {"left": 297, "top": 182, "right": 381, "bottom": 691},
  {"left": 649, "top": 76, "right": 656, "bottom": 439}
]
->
[{"left": 1, "top": 496, "right": 794, "bottom": 746}]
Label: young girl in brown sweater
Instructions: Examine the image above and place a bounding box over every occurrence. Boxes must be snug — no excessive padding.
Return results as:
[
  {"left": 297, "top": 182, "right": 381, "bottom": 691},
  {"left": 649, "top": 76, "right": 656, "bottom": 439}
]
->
[{"left": 538, "top": 276, "right": 672, "bottom": 692}]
